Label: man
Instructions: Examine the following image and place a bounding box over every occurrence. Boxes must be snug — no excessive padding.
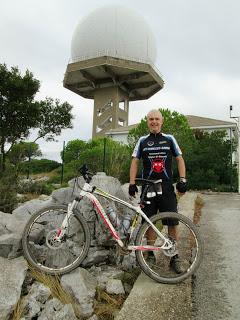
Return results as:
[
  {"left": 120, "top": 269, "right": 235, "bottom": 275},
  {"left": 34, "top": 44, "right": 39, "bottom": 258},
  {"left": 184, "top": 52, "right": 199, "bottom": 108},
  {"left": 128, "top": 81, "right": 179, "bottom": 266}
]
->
[{"left": 128, "top": 109, "right": 187, "bottom": 273}]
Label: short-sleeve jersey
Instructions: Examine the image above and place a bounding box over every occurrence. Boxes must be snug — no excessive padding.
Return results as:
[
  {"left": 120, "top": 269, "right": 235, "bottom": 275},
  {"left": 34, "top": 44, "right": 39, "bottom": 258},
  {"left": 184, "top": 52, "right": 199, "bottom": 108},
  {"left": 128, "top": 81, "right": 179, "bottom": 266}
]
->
[{"left": 132, "top": 132, "right": 182, "bottom": 183}]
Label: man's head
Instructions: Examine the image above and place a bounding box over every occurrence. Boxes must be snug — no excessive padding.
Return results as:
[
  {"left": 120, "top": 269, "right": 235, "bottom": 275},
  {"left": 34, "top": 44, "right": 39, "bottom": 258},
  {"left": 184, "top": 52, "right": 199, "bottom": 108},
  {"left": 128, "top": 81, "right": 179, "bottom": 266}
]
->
[{"left": 147, "top": 109, "right": 163, "bottom": 134}]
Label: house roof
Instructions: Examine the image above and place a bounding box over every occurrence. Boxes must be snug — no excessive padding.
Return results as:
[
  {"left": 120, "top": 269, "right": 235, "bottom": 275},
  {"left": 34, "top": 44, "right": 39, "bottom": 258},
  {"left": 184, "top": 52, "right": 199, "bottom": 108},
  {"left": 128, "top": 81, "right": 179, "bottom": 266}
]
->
[
  {"left": 186, "top": 115, "right": 235, "bottom": 128},
  {"left": 105, "top": 115, "right": 236, "bottom": 135}
]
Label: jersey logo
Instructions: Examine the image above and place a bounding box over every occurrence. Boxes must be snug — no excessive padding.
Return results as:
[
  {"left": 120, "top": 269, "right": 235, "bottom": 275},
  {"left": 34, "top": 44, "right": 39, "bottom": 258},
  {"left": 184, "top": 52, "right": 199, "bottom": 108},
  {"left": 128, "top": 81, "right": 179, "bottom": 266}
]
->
[
  {"left": 147, "top": 141, "right": 154, "bottom": 146},
  {"left": 151, "top": 158, "right": 165, "bottom": 173}
]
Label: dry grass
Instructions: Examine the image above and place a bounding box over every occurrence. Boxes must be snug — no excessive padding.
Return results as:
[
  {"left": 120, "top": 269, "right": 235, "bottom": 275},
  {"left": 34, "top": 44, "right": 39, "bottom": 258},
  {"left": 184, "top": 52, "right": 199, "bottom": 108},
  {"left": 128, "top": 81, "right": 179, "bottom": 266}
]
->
[
  {"left": 12, "top": 298, "right": 25, "bottom": 320},
  {"left": 193, "top": 195, "right": 204, "bottom": 224},
  {"left": 94, "top": 287, "right": 126, "bottom": 320},
  {"left": 29, "top": 266, "right": 82, "bottom": 317}
]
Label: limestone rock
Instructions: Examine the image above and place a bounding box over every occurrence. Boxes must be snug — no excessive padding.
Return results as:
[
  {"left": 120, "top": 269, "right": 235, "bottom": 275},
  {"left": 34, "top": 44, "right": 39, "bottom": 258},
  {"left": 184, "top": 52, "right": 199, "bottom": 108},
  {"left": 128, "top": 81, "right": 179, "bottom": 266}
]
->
[
  {"left": 61, "top": 267, "right": 97, "bottom": 317},
  {"left": 0, "top": 256, "right": 28, "bottom": 320}
]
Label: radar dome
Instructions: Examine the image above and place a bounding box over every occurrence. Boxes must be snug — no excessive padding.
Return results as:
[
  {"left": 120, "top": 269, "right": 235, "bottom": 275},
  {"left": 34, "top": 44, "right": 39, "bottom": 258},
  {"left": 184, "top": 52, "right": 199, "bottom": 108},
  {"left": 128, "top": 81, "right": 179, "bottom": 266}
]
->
[{"left": 71, "top": 6, "right": 157, "bottom": 65}]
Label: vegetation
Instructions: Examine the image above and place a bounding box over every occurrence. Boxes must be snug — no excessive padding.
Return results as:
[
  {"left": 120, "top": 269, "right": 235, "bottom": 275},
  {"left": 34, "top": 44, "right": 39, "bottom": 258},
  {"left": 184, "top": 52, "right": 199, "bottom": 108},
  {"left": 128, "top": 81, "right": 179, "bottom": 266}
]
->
[
  {"left": 0, "top": 91, "right": 237, "bottom": 213},
  {"left": 61, "top": 138, "right": 132, "bottom": 183},
  {"left": 19, "top": 158, "right": 61, "bottom": 174},
  {"left": 0, "top": 63, "right": 73, "bottom": 172},
  {"left": 128, "top": 108, "right": 237, "bottom": 192},
  {"left": 0, "top": 167, "right": 18, "bottom": 212},
  {"left": 188, "top": 129, "right": 237, "bottom": 190}
]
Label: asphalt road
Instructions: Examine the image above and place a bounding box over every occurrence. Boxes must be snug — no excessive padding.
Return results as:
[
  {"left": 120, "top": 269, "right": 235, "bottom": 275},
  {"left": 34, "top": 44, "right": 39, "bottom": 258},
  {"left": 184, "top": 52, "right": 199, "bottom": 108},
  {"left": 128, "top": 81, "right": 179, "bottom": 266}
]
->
[{"left": 192, "top": 193, "right": 240, "bottom": 320}]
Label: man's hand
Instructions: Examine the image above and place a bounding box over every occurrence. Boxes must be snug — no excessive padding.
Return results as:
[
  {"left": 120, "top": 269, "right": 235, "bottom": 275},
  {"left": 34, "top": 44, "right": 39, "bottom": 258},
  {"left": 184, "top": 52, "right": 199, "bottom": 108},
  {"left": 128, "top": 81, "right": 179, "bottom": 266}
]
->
[
  {"left": 176, "top": 179, "right": 187, "bottom": 194},
  {"left": 129, "top": 184, "right": 138, "bottom": 197}
]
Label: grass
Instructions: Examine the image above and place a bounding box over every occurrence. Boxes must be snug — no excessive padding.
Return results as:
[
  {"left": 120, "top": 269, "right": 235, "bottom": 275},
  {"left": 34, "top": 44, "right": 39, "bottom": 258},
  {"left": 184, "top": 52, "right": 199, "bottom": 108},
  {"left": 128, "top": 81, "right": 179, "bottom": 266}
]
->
[
  {"left": 193, "top": 195, "right": 204, "bottom": 224},
  {"left": 12, "top": 298, "right": 25, "bottom": 320},
  {"left": 94, "top": 287, "right": 126, "bottom": 320},
  {"left": 29, "top": 266, "right": 82, "bottom": 318}
]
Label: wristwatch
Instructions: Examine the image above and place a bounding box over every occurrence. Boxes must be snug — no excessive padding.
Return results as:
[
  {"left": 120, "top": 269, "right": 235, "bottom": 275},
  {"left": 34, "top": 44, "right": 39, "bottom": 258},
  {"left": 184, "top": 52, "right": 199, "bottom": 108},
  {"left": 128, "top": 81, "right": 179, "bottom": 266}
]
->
[{"left": 180, "top": 177, "right": 187, "bottom": 183}]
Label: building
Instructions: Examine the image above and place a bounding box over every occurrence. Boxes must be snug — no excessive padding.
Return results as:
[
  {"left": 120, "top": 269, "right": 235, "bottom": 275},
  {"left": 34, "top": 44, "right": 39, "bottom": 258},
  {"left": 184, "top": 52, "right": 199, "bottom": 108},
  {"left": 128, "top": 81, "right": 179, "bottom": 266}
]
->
[{"left": 105, "top": 114, "right": 237, "bottom": 144}]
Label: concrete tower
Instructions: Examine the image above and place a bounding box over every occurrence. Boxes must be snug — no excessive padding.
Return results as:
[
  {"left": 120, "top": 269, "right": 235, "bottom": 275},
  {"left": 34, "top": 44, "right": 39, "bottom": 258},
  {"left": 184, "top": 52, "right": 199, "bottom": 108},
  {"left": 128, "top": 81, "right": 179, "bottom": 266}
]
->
[{"left": 63, "top": 6, "right": 164, "bottom": 138}]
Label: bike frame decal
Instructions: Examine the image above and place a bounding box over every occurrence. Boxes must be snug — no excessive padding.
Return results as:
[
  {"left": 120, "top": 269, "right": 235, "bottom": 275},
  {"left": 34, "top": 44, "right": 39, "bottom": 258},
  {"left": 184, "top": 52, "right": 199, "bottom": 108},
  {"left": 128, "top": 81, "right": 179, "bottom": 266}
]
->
[
  {"left": 88, "top": 194, "right": 122, "bottom": 243},
  {"left": 128, "top": 245, "right": 162, "bottom": 251},
  {"left": 79, "top": 182, "right": 170, "bottom": 249}
]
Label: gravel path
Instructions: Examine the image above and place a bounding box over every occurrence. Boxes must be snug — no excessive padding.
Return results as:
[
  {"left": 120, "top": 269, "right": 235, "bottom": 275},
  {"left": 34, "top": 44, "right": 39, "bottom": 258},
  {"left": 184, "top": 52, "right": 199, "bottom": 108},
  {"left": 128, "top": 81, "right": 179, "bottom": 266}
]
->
[{"left": 192, "top": 193, "right": 240, "bottom": 320}]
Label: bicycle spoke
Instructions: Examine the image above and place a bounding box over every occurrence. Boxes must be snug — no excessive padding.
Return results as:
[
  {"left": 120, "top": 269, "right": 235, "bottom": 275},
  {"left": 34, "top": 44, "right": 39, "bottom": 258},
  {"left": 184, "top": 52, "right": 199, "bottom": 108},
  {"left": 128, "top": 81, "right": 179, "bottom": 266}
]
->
[
  {"left": 23, "top": 206, "right": 90, "bottom": 274},
  {"left": 135, "top": 212, "right": 203, "bottom": 284}
]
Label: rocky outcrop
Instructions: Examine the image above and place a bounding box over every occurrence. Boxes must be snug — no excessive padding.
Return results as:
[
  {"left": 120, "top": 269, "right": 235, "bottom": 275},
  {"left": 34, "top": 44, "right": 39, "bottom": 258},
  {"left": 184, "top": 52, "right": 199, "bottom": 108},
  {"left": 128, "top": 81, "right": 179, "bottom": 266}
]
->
[
  {"left": 61, "top": 268, "right": 98, "bottom": 317},
  {"left": 0, "top": 211, "right": 28, "bottom": 258},
  {"left": 0, "top": 257, "right": 28, "bottom": 320},
  {"left": 0, "top": 173, "right": 136, "bottom": 319}
]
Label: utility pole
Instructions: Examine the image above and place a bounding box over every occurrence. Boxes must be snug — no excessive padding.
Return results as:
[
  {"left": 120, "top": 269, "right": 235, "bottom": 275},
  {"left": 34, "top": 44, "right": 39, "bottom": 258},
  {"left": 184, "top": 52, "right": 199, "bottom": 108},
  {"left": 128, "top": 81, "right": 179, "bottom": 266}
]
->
[{"left": 230, "top": 105, "right": 240, "bottom": 194}]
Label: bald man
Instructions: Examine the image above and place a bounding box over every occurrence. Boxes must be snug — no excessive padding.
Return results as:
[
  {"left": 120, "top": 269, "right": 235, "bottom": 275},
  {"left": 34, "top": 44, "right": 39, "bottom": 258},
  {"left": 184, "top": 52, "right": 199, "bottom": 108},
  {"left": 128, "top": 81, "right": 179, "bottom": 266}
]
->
[{"left": 129, "top": 109, "right": 187, "bottom": 274}]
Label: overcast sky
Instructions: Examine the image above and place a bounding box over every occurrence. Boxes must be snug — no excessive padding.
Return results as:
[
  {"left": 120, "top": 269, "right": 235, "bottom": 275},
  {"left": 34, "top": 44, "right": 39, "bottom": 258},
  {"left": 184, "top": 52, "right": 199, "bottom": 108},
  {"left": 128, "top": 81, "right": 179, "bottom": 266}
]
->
[{"left": 1, "top": 0, "right": 240, "bottom": 161}]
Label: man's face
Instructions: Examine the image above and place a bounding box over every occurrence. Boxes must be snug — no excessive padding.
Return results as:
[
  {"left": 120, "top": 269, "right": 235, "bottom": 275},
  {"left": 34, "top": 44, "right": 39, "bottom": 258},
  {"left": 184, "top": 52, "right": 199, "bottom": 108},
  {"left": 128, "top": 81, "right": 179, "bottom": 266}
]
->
[{"left": 147, "top": 111, "right": 163, "bottom": 134}]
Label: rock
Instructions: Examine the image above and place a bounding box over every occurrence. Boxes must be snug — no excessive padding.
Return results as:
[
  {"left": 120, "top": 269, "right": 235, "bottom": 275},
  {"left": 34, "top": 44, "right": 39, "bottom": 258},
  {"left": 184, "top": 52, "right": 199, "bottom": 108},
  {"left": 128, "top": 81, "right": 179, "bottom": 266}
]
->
[
  {"left": 0, "top": 211, "right": 28, "bottom": 258},
  {"left": 22, "top": 282, "right": 51, "bottom": 319},
  {"left": 51, "top": 187, "right": 74, "bottom": 205},
  {"left": 106, "top": 279, "right": 125, "bottom": 295},
  {"left": 12, "top": 198, "right": 53, "bottom": 219},
  {"left": 0, "top": 256, "right": 28, "bottom": 320},
  {"left": 38, "top": 298, "right": 78, "bottom": 320},
  {"left": 61, "top": 268, "right": 97, "bottom": 318},
  {"left": 89, "top": 265, "right": 124, "bottom": 290},
  {"left": 87, "top": 315, "right": 99, "bottom": 320},
  {"left": 38, "top": 194, "right": 52, "bottom": 201},
  {"left": 81, "top": 247, "right": 110, "bottom": 267},
  {"left": 121, "top": 252, "right": 137, "bottom": 271}
]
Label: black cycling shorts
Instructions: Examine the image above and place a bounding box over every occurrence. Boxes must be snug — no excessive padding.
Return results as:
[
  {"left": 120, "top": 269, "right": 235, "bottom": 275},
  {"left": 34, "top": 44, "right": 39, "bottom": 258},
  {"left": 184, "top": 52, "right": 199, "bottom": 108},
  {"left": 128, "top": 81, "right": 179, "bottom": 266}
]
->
[{"left": 141, "top": 184, "right": 179, "bottom": 226}]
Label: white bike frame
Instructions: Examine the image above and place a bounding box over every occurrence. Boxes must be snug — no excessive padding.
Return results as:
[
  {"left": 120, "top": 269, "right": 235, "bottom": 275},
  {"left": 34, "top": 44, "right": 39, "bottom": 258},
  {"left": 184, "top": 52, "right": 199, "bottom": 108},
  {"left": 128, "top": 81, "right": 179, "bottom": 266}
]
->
[{"left": 58, "top": 181, "right": 173, "bottom": 252}]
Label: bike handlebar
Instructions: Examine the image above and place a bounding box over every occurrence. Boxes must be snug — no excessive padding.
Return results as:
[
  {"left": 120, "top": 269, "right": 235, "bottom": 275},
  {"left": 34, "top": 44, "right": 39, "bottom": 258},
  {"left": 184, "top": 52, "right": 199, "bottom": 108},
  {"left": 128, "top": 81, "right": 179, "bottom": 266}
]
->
[{"left": 78, "top": 164, "right": 94, "bottom": 183}]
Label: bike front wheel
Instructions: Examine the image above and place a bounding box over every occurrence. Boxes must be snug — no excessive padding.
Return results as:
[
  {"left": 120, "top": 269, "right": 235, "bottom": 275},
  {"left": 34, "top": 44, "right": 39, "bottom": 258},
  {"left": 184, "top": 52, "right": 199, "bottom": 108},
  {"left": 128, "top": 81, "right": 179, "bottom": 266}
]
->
[
  {"left": 135, "top": 212, "right": 203, "bottom": 284},
  {"left": 22, "top": 205, "right": 91, "bottom": 275}
]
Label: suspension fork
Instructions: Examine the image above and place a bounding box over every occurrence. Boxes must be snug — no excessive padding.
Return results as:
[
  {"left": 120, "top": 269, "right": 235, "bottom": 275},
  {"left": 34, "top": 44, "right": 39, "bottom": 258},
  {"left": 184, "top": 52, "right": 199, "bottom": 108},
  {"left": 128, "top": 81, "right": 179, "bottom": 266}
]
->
[{"left": 54, "top": 200, "right": 79, "bottom": 241}]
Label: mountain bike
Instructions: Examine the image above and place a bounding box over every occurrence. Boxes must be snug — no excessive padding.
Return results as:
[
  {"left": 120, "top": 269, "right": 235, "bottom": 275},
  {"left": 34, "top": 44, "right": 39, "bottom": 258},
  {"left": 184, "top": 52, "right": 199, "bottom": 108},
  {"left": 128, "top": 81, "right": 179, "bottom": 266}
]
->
[{"left": 22, "top": 165, "right": 203, "bottom": 284}]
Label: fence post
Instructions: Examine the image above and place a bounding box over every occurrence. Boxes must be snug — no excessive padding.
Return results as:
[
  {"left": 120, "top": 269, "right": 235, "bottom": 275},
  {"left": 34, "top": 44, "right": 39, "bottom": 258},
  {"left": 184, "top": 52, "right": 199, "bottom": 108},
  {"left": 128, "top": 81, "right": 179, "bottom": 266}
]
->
[
  {"left": 103, "top": 138, "right": 106, "bottom": 173},
  {"left": 61, "top": 141, "right": 65, "bottom": 185}
]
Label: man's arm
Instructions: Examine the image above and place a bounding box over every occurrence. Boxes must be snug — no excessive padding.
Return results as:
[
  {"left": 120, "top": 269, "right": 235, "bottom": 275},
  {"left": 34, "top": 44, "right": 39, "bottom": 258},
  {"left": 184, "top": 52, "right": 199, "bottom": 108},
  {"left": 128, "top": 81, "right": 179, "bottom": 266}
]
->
[
  {"left": 129, "top": 157, "right": 139, "bottom": 197},
  {"left": 130, "top": 157, "right": 139, "bottom": 184},
  {"left": 175, "top": 155, "right": 186, "bottom": 179},
  {"left": 175, "top": 155, "right": 187, "bottom": 194}
]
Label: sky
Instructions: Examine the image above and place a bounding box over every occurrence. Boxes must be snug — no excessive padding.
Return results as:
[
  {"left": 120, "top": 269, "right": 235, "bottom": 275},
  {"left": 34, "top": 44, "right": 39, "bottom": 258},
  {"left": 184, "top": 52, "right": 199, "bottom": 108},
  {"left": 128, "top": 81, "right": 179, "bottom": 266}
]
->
[{"left": 1, "top": 0, "right": 240, "bottom": 162}]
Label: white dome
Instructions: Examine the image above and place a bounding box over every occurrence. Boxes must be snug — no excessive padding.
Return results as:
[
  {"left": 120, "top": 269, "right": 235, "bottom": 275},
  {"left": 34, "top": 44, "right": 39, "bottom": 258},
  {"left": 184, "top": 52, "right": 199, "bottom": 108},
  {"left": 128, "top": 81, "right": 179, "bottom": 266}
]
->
[{"left": 71, "top": 6, "right": 157, "bottom": 65}]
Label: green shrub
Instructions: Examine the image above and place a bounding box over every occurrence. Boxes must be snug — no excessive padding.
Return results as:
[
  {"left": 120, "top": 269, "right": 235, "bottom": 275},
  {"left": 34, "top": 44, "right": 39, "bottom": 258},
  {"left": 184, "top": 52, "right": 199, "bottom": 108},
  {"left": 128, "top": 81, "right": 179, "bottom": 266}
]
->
[
  {"left": 19, "top": 159, "right": 61, "bottom": 174},
  {"left": 17, "top": 179, "right": 55, "bottom": 195},
  {"left": 0, "top": 168, "right": 18, "bottom": 212}
]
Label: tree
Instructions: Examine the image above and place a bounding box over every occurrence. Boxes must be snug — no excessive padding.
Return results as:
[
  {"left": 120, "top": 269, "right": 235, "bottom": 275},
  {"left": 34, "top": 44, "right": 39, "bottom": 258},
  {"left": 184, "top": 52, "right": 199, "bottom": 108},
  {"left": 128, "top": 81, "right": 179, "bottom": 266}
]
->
[
  {"left": 0, "top": 64, "right": 40, "bottom": 170},
  {"left": 62, "top": 139, "right": 87, "bottom": 164},
  {"left": 187, "top": 130, "right": 237, "bottom": 190},
  {"left": 62, "top": 137, "right": 131, "bottom": 183},
  {"left": 8, "top": 141, "right": 42, "bottom": 165},
  {"left": 34, "top": 97, "right": 73, "bottom": 142},
  {"left": 0, "top": 63, "right": 73, "bottom": 171}
]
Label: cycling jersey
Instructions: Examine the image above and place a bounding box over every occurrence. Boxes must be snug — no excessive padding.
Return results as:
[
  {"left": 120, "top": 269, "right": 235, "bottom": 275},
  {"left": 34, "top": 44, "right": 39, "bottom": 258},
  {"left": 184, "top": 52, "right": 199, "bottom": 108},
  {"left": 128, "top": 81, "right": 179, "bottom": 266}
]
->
[{"left": 132, "top": 132, "right": 182, "bottom": 183}]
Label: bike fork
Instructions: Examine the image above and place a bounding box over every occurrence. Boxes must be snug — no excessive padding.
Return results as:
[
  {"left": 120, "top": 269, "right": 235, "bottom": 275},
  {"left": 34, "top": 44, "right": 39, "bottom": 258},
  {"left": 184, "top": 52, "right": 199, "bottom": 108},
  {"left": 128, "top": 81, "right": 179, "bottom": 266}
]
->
[{"left": 54, "top": 200, "right": 78, "bottom": 241}]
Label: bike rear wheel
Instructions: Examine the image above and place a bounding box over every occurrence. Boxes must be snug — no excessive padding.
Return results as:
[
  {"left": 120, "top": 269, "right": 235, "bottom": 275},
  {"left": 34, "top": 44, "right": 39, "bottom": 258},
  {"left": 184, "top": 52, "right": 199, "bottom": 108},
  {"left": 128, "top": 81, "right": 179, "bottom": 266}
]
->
[
  {"left": 22, "top": 205, "right": 91, "bottom": 275},
  {"left": 135, "top": 212, "right": 203, "bottom": 284}
]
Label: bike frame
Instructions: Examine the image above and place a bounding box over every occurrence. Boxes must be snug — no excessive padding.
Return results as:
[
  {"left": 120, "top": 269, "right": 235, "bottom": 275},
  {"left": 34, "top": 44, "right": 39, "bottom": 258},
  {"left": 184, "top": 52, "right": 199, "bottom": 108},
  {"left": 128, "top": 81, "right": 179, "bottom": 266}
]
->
[{"left": 58, "top": 181, "right": 173, "bottom": 252}]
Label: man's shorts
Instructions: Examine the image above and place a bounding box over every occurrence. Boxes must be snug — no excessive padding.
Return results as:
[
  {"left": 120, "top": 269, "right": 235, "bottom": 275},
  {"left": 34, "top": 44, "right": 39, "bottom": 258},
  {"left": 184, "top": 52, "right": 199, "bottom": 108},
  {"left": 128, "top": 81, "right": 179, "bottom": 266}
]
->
[{"left": 141, "top": 183, "right": 178, "bottom": 226}]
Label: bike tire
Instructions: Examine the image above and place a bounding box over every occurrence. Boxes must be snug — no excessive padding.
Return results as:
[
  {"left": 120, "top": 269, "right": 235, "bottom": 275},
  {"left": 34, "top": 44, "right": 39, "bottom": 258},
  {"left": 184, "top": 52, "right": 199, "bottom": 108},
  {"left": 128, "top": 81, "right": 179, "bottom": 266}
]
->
[
  {"left": 22, "top": 205, "right": 91, "bottom": 275},
  {"left": 135, "top": 211, "right": 203, "bottom": 284}
]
